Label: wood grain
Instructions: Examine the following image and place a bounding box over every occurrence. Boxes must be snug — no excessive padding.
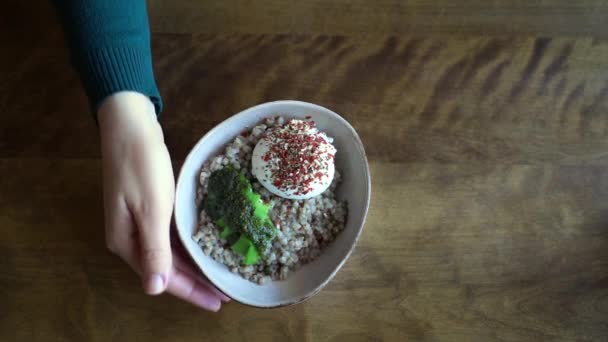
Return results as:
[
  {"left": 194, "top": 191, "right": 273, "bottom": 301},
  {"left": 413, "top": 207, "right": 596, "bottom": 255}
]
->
[
  {"left": 2, "top": 0, "right": 608, "bottom": 341},
  {"left": 147, "top": 0, "right": 608, "bottom": 38}
]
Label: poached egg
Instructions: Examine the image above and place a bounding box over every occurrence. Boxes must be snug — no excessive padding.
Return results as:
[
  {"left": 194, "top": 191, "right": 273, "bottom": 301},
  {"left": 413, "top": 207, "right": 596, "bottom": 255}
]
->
[{"left": 251, "top": 119, "right": 336, "bottom": 200}]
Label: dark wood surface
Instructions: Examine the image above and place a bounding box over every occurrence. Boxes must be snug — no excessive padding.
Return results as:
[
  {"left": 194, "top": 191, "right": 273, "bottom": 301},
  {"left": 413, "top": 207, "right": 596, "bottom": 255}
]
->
[{"left": 2, "top": 1, "right": 608, "bottom": 341}]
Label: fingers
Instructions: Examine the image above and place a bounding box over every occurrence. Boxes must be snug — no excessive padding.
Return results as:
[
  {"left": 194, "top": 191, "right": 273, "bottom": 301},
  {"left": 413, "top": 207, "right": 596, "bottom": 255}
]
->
[
  {"left": 133, "top": 202, "right": 173, "bottom": 295},
  {"left": 167, "top": 266, "right": 222, "bottom": 312},
  {"left": 172, "top": 252, "right": 231, "bottom": 302},
  {"left": 104, "top": 196, "right": 142, "bottom": 274},
  {"left": 104, "top": 198, "right": 227, "bottom": 310},
  {"left": 109, "top": 234, "right": 141, "bottom": 275}
]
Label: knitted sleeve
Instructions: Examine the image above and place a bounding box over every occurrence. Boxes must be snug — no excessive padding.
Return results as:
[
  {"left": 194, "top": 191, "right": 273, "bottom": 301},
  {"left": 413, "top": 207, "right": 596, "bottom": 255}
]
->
[{"left": 53, "top": 0, "right": 162, "bottom": 115}]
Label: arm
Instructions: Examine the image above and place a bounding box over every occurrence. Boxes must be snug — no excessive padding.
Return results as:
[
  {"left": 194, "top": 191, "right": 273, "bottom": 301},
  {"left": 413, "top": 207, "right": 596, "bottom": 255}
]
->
[{"left": 53, "top": 1, "right": 228, "bottom": 310}]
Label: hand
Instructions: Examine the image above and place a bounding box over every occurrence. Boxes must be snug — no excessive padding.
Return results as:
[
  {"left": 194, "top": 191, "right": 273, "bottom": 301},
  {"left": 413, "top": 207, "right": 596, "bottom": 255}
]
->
[{"left": 98, "top": 91, "right": 229, "bottom": 311}]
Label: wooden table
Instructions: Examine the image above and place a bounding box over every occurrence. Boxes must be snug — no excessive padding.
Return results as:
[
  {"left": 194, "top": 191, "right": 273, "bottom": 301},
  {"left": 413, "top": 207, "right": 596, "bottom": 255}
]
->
[{"left": 2, "top": 1, "right": 608, "bottom": 341}]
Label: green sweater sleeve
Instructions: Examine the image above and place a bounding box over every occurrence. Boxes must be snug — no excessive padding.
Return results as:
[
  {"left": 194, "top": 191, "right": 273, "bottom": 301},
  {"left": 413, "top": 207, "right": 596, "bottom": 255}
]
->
[{"left": 53, "top": 0, "right": 163, "bottom": 115}]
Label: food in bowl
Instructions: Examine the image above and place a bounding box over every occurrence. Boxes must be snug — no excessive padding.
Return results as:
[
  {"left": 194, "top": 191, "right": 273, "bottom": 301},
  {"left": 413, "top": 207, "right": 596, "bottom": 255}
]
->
[
  {"left": 193, "top": 116, "right": 347, "bottom": 284},
  {"left": 251, "top": 118, "right": 336, "bottom": 200}
]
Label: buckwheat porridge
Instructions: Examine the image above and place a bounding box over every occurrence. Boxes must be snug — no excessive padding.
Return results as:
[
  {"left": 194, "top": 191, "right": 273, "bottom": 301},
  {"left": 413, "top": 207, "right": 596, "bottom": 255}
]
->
[{"left": 192, "top": 116, "right": 347, "bottom": 284}]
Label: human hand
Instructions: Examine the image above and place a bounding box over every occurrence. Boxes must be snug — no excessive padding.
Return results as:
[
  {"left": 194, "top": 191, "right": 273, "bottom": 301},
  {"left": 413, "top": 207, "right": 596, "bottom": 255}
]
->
[{"left": 98, "top": 91, "right": 229, "bottom": 311}]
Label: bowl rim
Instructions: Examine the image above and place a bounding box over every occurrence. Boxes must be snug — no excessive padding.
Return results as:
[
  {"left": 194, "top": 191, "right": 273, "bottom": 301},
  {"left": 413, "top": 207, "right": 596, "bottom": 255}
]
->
[{"left": 174, "top": 100, "right": 371, "bottom": 308}]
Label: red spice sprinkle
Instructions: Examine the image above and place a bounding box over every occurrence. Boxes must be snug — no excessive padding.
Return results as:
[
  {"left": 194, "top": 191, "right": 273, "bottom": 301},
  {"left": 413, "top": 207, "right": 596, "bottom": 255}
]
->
[
  {"left": 261, "top": 119, "right": 336, "bottom": 195},
  {"left": 305, "top": 115, "right": 312, "bottom": 119}
]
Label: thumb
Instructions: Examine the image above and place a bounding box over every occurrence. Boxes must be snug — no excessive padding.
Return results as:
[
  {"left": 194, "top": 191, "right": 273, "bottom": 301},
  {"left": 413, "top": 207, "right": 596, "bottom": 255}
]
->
[{"left": 135, "top": 207, "right": 173, "bottom": 295}]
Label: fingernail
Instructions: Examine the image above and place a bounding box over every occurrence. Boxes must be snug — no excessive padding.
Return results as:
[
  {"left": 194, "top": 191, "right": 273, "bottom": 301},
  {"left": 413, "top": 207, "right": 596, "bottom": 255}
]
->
[
  {"left": 220, "top": 292, "right": 231, "bottom": 302},
  {"left": 206, "top": 298, "right": 222, "bottom": 312},
  {"left": 144, "top": 273, "right": 166, "bottom": 295},
  {"left": 211, "top": 300, "right": 222, "bottom": 312},
  {"left": 190, "top": 290, "right": 222, "bottom": 311}
]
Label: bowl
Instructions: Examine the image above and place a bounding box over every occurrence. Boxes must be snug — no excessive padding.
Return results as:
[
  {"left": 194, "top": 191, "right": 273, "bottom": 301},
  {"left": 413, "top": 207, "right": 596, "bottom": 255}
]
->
[{"left": 174, "top": 100, "right": 371, "bottom": 307}]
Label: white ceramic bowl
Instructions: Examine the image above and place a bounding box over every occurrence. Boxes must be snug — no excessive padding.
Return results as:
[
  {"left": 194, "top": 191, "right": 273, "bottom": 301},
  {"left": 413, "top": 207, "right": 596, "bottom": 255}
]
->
[{"left": 175, "top": 100, "right": 371, "bottom": 308}]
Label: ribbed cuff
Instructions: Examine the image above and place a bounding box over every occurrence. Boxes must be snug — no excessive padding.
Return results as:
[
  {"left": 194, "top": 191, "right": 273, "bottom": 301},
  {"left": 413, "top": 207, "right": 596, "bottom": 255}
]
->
[{"left": 76, "top": 45, "right": 163, "bottom": 116}]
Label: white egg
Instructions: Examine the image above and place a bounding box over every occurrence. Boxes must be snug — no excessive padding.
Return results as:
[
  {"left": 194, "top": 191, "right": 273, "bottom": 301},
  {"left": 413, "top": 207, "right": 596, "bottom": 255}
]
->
[{"left": 251, "top": 121, "right": 336, "bottom": 200}]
